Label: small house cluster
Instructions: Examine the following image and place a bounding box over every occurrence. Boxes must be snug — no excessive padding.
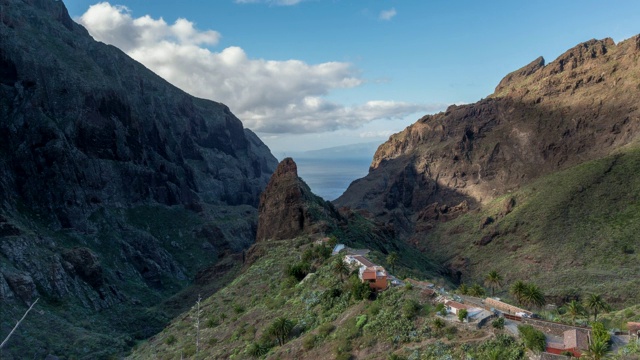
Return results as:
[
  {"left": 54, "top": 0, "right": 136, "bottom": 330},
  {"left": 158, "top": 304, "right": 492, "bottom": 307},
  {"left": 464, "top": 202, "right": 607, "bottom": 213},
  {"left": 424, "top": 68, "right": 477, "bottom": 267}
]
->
[{"left": 344, "top": 254, "right": 388, "bottom": 290}]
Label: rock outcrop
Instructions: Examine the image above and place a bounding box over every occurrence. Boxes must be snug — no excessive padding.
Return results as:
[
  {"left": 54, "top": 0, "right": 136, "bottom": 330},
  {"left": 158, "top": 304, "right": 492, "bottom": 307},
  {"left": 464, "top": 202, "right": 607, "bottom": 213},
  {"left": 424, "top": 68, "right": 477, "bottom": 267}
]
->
[
  {"left": 256, "top": 158, "right": 342, "bottom": 242},
  {"left": 0, "top": 0, "right": 277, "bottom": 357}
]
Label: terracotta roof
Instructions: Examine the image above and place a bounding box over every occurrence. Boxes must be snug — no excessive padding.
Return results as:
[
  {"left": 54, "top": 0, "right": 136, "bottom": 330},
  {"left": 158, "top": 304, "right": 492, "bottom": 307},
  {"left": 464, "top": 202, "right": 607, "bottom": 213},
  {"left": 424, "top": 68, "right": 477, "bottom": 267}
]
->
[
  {"left": 563, "top": 329, "right": 590, "bottom": 350},
  {"left": 629, "top": 322, "right": 640, "bottom": 332}
]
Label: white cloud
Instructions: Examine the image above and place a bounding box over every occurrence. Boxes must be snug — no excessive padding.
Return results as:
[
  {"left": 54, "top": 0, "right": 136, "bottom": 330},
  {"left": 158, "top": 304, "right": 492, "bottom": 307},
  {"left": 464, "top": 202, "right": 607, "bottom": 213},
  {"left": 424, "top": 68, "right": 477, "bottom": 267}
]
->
[
  {"left": 379, "top": 8, "right": 397, "bottom": 21},
  {"left": 78, "top": 3, "right": 433, "bottom": 134},
  {"left": 234, "top": 0, "right": 303, "bottom": 5}
]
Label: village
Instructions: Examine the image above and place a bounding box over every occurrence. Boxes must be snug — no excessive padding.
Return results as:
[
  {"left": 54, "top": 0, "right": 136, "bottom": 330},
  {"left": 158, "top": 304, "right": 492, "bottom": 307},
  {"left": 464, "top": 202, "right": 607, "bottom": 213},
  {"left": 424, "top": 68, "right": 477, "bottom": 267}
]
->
[{"left": 334, "top": 242, "right": 640, "bottom": 359}]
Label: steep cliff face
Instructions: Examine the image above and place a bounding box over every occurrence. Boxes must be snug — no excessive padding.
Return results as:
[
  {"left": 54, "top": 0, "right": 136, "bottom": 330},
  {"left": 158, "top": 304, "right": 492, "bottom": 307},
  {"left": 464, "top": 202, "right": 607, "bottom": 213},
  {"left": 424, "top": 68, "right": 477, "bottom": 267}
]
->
[
  {"left": 0, "top": 0, "right": 277, "bottom": 357},
  {"left": 335, "top": 36, "right": 640, "bottom": 303},
  {"left": 336, "top": 36, "right": 640, "bottom": 235},
  {"left": 256, "top": 158, "right": 342, "bottom": 242}
]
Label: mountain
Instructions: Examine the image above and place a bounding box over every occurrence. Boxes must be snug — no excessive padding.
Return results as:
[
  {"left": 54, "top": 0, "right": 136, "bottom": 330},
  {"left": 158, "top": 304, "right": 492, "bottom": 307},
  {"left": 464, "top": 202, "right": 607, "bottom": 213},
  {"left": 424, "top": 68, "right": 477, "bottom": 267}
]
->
[
  {"left": 256, "top": 158, "right": 343, "bottom": 242},
  {"left": 335, "top": 36, "right": 640, "bottom": 304},
  {"left": 0, "top": 0, "right": 276, "bottom": 358}
]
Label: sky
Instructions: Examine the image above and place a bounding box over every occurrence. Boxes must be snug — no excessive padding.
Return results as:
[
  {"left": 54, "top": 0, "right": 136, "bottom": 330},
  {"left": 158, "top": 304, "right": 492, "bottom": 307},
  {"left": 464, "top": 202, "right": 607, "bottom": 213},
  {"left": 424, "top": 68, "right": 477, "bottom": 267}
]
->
[{"left": 62, "top": 0, "right": 640, "bottom": 156}]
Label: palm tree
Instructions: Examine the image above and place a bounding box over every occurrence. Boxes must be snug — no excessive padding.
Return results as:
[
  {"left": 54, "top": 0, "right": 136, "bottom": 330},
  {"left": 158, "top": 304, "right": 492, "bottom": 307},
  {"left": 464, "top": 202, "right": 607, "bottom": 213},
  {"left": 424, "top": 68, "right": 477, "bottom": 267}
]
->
[
  {"left": 469, "top": 283, "right": 486, "bottom": 297},
  {"left": 565, "top": 300, "right": 586, "bottom": 325},
  {"left": 386, "top": 252, "right": 399, "bottom": 274},
  {"left": 510, "top": 280, "right": 527, "bottom": 305},
  {"left": 484, "top": 270, "right": 503, "bottom": 297},
  {"left": 583, "top": 339, "right": 609, "bottom": 360},
  {"left": 521, "top": 283, "right": 545, "bottom": 309},
  {"left": 585, "top": 294, "right": 610, "bottom": 322},
  {"left": 332, "top": 259, "right": 349, "bottom": 283},
  {"left": 267, "top": 317, "right": 295, "bottom": 346}
]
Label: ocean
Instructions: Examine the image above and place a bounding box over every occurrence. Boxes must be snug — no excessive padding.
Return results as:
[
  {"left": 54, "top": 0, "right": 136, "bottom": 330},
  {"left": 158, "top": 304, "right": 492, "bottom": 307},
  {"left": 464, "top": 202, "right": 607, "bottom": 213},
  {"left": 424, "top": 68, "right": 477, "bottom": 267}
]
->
[{"left": 294, "top": 157, "right": 372, "bottom": 201}]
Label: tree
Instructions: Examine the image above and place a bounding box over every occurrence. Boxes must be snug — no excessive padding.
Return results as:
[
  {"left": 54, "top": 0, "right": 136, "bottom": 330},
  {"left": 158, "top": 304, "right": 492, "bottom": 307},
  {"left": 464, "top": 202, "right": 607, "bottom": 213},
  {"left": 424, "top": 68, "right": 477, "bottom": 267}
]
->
[
  {"left": 521, "top": 283, "right": 545, "bottom": 309},
  {"left": 457, "top": 283, "right": 469, "bottom": 295},
  {"left": 267, "top": 317, "right": 295, "bottom": 346},
  {"left": 484, "top": 270, "right": 503, "bottom": 297},
  {"left": 518, "top": 324, "right": 546, "bottom": 353},
  {"left": 585, "top": 294, "right": 610, "bottom": 322},
  {"left": 458, "top": 308, "right": 468, "bottom": 322},
  {"left": 469, "top": 283, "right": 486, "bottom": 297},
  {"left": 584, "top": 339, "right": 609, "bottom": 360},
  {"left": 332, "top": 259, "right": 349, "bottom": 283},
  {"left": 386, "top": 252, "right": 399, "bottom": 274},
  {"left": 510, "top": 280, "right": 527, "bottom": 305},
  {"left": 564, "top": 300, "right": 586, "bottom": 325}
]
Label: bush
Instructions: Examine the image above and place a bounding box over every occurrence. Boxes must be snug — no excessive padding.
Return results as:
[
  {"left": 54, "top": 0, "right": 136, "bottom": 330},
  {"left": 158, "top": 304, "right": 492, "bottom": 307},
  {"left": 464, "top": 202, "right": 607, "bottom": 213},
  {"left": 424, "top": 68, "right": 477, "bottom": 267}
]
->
[
  {"left": 351, "top": 279, "right": 371, "bottom": 301},
  {"left": 492, "top": 317, "right": 505, "bottom": 329},
  {"left": 286, "top": 262, "right": 311, "bottom": 281},
  {"left": 233, "top": 303, "right": 245, "bottom": 314},
  {"left": 356, "top": 315, "right": 368, "bottom": 329},
  {"left": 402, "top": 299, "right": 420, "bottom": 320},
  {"left": 317, "top": 323, "right": 335, "bottom": 337},
  {"left": 246, "top": 342, "right": 271, "bottom": 358},
  {"left": 164, "top": 334, "right": 176, "bottom": 345},
  {"left": 518, "top": 325, "right": 546, "bottom": 352},
  {"left": 206, "top": 316, "right": 220, "bottom": 328},
  {"left": 302, "top": 334, "right": 317, "bottom": 350}
]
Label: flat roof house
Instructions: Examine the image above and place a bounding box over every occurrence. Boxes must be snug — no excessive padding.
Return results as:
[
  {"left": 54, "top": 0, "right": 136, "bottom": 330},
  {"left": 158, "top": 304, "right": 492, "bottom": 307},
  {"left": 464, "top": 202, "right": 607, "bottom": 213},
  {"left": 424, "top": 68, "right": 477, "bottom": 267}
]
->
[{"left": 344, "top": 255, "right": 388, "bottom": 291}]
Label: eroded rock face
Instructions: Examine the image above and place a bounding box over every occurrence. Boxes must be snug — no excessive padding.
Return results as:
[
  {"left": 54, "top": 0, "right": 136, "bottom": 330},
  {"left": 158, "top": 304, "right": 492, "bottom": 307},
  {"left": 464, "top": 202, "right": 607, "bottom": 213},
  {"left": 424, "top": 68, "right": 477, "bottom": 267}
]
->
[
  {"left": 336, "top": 35, "right": 640, "bottom": 239},
  {"left": 256, "top": 158, "right": 341, "bottom": 241}
]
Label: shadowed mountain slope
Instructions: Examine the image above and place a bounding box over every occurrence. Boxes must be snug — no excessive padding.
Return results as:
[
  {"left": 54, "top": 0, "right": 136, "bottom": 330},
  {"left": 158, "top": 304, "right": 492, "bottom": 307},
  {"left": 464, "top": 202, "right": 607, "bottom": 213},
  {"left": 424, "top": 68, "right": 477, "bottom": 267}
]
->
[{"left": 0, "top": 0, "right": 276, "bottom": 358}]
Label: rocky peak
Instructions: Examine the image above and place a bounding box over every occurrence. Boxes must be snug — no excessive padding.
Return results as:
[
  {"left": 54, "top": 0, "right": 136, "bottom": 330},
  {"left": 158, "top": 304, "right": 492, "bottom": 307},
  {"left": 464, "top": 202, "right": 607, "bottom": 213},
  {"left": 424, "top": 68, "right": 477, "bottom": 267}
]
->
[
  {"left": 256, "top": 158, "right": 341, "bottom": 242},
  {"left": 495, "top": 56, "right": 545, "bottom": 93}
]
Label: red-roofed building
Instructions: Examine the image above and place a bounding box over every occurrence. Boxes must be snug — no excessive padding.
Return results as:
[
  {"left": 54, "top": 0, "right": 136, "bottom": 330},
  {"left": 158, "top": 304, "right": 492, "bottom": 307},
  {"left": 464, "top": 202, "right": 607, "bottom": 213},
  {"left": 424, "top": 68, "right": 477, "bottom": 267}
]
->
[
  {"left": 343, "top": 255, "right": 388, "bottom": 290},
  {"left": 445, "top": 300, "right": 469, "bottom": 315}
]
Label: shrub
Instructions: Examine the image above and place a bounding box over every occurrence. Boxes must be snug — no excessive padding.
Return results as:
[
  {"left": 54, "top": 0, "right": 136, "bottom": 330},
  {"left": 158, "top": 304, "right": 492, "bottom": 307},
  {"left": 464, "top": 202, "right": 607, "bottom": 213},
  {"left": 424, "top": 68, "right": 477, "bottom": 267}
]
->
[
  {"left": 164, "top": 334, "right": 177, "bottom": 345},
  {"left": 246, "top": 342, "right": 270, "bottom": 358},
  {"left": 206, "top": 316, "right": 220, "bottom": 328},
  {"left": 356, "top": 315, "right": 368, "bottom": 329},
  {"left": 318, "top": 323, "right": 335, "bottom": 337},
  {"left": 492, "top": 317, "right": 505, "bottom": 329},
  {"left": 351, "top": 279, "right": 371, "bottom": 301},
  {"left": 518, "top": 325, "right": 546, "bottom": 352},
  {"left": 303, "top": 334, "right": 317, "bottom": 350},
  {"left": 286, "top": 262, "right": 311, "bottom": 281},
  {"left": 233, "top": 303, "right": 245, "bottom": 314},
  {"left": 458, "top": 308, "right": 468, "bottom": 322},
  {"left": 402, "top": 299, "right": 420, "bottom": 320}
]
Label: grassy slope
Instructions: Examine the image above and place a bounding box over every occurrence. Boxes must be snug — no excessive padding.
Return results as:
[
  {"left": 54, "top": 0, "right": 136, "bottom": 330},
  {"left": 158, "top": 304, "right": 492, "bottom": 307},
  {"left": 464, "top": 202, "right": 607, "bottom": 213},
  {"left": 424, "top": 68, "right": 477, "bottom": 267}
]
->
[
  {"left": 418, "top": 146, "right": 640, "bottom": 305},
  {"left": 128, "top": 237, "right": 527, "bottom": 360}
]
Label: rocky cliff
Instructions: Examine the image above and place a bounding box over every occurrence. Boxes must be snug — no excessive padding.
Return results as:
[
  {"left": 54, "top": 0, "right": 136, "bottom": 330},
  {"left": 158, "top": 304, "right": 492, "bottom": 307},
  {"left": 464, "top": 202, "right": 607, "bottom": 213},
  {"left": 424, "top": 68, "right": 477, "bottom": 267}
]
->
[
  {"left": 336, "top": 36, "right": 640, "bottom": 235},
  {"left": 256, "top": 158, "right": 342, "bottom": 242},
  {"left": 335, "top": 36, "right": 640, "bottom": 302},
  {"left": 0, "top": 0, "right": 277, "bottom": 358}
]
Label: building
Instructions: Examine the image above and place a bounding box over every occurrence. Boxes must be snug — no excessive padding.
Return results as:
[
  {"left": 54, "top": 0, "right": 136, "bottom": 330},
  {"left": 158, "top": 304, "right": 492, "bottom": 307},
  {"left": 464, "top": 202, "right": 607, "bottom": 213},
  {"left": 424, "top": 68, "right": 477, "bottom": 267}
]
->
[
  {"left": 484, "top": 297, "right": 532, "bottom": 317},
  {"left": 344, "top": 255, "right": 388, "bottom": 290},
  {"left": 545, "top": 329, "right": 591, "bottom": 357},
  {"left": 445, "top": 300, "right": 469, "bottom": 315}
]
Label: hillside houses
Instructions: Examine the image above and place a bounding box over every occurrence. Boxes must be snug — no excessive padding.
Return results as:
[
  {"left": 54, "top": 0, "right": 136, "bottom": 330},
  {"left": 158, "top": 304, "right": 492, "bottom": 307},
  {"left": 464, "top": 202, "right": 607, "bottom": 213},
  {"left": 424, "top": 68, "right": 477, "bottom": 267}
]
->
[{"left": 344, "top": 254, "right": 388, "bottom": 290}]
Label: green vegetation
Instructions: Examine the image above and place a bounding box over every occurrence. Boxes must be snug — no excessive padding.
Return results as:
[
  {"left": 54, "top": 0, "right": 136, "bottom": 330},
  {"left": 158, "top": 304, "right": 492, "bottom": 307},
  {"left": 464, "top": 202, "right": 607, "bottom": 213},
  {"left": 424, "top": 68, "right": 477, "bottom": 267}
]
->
[
  {"left": 484, "top": 270, "right": 503, "bottom": 297},
  {"left": 418, "top": 147, "right": 640, "bottom": 305},
  {"left": 128, "top": 237, "right": 515, "bottom": 359},
  {"left": 585, "top": 294, "right": 611, "bottom": 322},
  {"left": 517, "top": 324, "right": 546, "bottom": 353}
]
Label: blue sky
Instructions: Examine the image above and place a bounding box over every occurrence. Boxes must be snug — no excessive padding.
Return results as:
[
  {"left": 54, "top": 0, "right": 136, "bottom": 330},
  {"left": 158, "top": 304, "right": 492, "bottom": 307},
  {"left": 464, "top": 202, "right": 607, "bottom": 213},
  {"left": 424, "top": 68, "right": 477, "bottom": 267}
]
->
[{"left": 63, "top": 0, "right": 640, "bottom": 156}]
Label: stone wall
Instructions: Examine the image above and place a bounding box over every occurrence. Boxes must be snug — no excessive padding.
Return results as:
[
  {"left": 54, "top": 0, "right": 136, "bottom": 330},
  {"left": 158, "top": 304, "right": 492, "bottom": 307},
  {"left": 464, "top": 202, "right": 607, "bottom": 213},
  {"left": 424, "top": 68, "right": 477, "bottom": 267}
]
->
[{"left": 484, "top": 297, "right": 530, "bottom": 315}]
